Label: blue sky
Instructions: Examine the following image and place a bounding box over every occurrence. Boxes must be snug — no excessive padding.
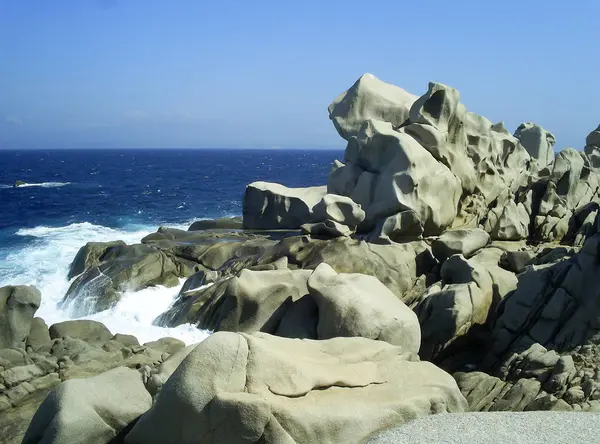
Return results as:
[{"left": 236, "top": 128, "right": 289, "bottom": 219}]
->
[{"left": 0, "top": 0, "right": 598, "bottom": 149}]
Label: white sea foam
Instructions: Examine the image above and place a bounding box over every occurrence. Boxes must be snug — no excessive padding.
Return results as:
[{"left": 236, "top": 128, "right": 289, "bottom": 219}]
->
[
  {"left": 13, "top": 181, "right": 71, "bottom": 188},
  {"left": 0, "top": 222, "right": 210, "bottom": 345}
]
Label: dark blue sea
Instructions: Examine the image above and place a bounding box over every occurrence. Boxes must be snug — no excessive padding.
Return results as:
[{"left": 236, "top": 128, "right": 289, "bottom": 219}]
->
[{"left": 0, "top": 148, "right": 341, "bottom": 343}]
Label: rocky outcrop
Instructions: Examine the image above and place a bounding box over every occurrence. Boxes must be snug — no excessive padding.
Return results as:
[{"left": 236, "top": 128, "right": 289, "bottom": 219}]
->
[
  {"left": 157, "top": 235, "right": 434, "bottom": 328},
  {"left": 187, "top": 216, "right": 243, "bottom": 231},
  {"left": 514, "top": 122, "right": 556, "bottom": 168},
  {"left": 125, "top": 332, "right": 467, "bottom": 444},
  {"left": 243, "top": 182, "right": 327, "bottom": 229},
  {"left": 584, "top": 124, "right": 600, "bottom": 169},
  {"left": 0, "top": 286, "right": 41, "bottom": 349},
  {"left": 237, "top": 75, "right": 599, "bottom": 248},
  {"left": 63, "top": 228, "right": 277, "bottom": 315},
  {"left": 158, "top": 262, "right": 421, "bottom": 354},
  {"left": 0, "top": 312, "right": 193, "bottom": 444},
  {"left": 328, "top": 73, "right": 418, "bottom": 141},
  {"left": 22, "top": 367, "right": 151, "bottom": 444}
]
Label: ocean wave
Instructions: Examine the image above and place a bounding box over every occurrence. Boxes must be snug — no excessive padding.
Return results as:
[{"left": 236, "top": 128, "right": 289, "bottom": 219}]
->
[
  {"left": 15, "top": 221, "right": 148, "bottom": 241},
  {"left": 3, "top": 220, "right": 209, "bottom": 344},
  {"left": 14, "top": 181, "right": 71, "bottom": 188}
]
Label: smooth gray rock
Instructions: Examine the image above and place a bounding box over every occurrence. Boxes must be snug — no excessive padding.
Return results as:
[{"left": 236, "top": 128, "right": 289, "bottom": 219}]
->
[
  {"left": 301, "top": 219, "right": 354, "bottom": 237},
  {"left": 23, "top": 367, "right": 151, "bottom": 444},
  {"left": 125, "top": 332, "right": 466, "bottom": 444},
  {"left": 432, "top": 228, "right": 491, "bottom": 261},
  {"left": 514, "top": 122, "right": 556, "bottom": 168},
  {"left": 0, "top": 286, "right": 41, "bottom": 349},
  {"left": 311, "top": 193, "right": 365, "bottom": 228},
  {"left": 187, "top": 216, "right": 243, "bottom": 231},
  {"left": 48, "top": 320, "right": 113, "bottom": 345},
  {"left": 328, "top": 73, "right": 417, "bottom": 141},
  {"left": 25, "top": 318, "right": 51, "bottom": 354},
  {"left": 242, "top": 181, "right": 326, "bottom": 229},
  {"left": 307, "top": 263, "right": 421, "bottom": 353},
  {"left": 368, "top": 210, "right": 423, "bottom": 243}
]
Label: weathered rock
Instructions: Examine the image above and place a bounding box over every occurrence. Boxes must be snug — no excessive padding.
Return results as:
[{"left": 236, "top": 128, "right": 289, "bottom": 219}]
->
[
  {"left": 301, "top": 219, "right": 354, "bottom": 237},
  {"left": 307, "top": 263, "right": 421, "bottom": 353},
  {"left": 188, "top": 216, "right": 243, "bottom": 231},
  {"left": 584, "top": 124, "right": 600, "bottom": 170},
  {"left": 328, "top": 73, "right": 417, "bottom": 141},
  {"left": 23, "top": 367, "right": 151, "bottom": 444},
  {"left": 533, "top": 148, "right": 600, "bottom": 243},
  {"left": 415, "top": 253, "right": 517, "bottom": 361},
  {"left": 431, "top": 228, "right": 490, "bottom": 261},
  {"left": 112, "top": 333, "right": 139, "bottom": 348},
  {"left": 49, "top": 320, "right": 113, "bottom": 345},
  {"left": 368, "top": 210, "right": 423, "bottom": 243},
  {"left": 143, "top": 337, "right": 185, "bottom": 355},
  {"left": 311, "top": 193, "right": 365, "bottom": 228},
  {"left": 514, "top": 122, "right": 555, "bottom": 168},
  {"left": 25, "top": 318, "right": 52, "bottom": 354},
  {"left": 126, "top": 332, "right": 467, "bottom": 444},
  {"left": 146, "top": 344, "right": 199, "bottom": 396},
  {"left": 330, "top": 118, "right": 463, "bottom": 233},
  {"left": 327, "top": 76, "right": 540, "bottom": 238},
  {"left": 243, "top": 181, "right": 326, "bottom": 229},
  {"left": 189, "top": 268, "right": 312, "bottom": 334},
  {"left": 67, "top": 240, "right": 127, "bottom": 280},
  {"left": 500, "top": 250, "right": 538, "bottom": 273},
  {"left": 158, "top": 236, "right": 428, "bottom": 328},
  {"left": 0, "top": 286, "right": 41, "bottom": 349},
  {"left": 63, "top": 243, "right": 181, "bottom": 314},
  {"left": 484, "top": 234, "right": 600, "bottom": 370}
]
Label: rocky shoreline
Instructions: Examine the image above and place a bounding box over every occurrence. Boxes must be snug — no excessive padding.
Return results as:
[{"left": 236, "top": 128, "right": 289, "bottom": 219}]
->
[{"left": 2, "top": 74, "right": 600, "bottom": 443}]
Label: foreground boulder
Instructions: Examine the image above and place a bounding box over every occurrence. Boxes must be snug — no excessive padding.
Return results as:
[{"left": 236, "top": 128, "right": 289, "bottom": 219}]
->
[
  {"left": 22, "top": 367, "right": 151, "bottom": 444},
  {"left": 0, "top": 286, "right": 41, "bottom": 349},
  {"left": 307, "top": 263, "right": 421, "bottom": 353},
  {"left": 1, "top": 313, "right": 195, "bottom": 444},
  {"left": 243, "top": 182, "right": 327, "bottom": 229},
  {"left": 126, "top": 332, "right": 467, "bottom": 444}
]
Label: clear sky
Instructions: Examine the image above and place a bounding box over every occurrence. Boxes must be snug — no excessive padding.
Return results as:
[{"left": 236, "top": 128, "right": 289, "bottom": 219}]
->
[{"left": 1, "top": 0, "right": 598, "bottom": 150}]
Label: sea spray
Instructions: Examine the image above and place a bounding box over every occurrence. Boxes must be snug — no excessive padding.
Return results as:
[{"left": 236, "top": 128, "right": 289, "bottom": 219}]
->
[{"left": 0, "top": 222, "right": 210, "bottom": 344}]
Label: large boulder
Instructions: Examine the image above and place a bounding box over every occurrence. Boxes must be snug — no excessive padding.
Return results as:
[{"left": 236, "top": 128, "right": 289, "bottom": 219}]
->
[
  {"left": 187, "top": 216, "right": 243, "bottom": 231},
  {"left": 22, "top": 367, "right": 151, "bottom": 444},
  {"left": 329, "top": 119, "right": 463, "bottom": 233},
  {"left": 243, "top": 182, "right": 327, "bottom": 229},
  {"left": 367, "top": 210, "right": 424, "bottom": 243},
  {"left": 157, "top": 236, "right": 430, "bottom": 328},
  {"left": 328, "top": 73, "right": 417, "bottom": 141},
  {"left": 584, "top": 124, "right": 600, "bottom": 170},
  {"left": 125, "top": 332, "right": 467, "bottom": 444},
  {"left": 310, "top": 193, "right": 365, "bottom": 234},
  {"left": 62, "top": 243, "right": 182, "bottom": 315},
  {"left": 484, "top": 234, "right": 600, "bottom": 368},
  {"left": 0, "top": 286, "right": 41, "bottom": 349},
  {"left": 327, "top": 77, "right": 538, "bottom": 237},
  {"left": 307, "top": 263, "right": 421, "bottom": 353},
  {"left": 194, "top": 268, "right": 312, "bottom": 335},
  {"left": 514, "top": 122, "right": 556, "bottom": 168},
  {"left": 531, "top": 148, "right": 600, "bottom": 242},
  {"left": 414, "top": 251, "right": 517, "bottom": 361},
  {"left": 48, "top": 320, "right": 113, "bottom": 345},
  {"left": 431, "top": 228, "right": 490, "bottom": 262}
]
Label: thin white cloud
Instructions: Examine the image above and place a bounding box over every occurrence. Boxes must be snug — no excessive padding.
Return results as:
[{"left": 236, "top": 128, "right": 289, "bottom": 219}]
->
[{"left": 5, "top": 116, "right": 23, "bottom": 125}]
